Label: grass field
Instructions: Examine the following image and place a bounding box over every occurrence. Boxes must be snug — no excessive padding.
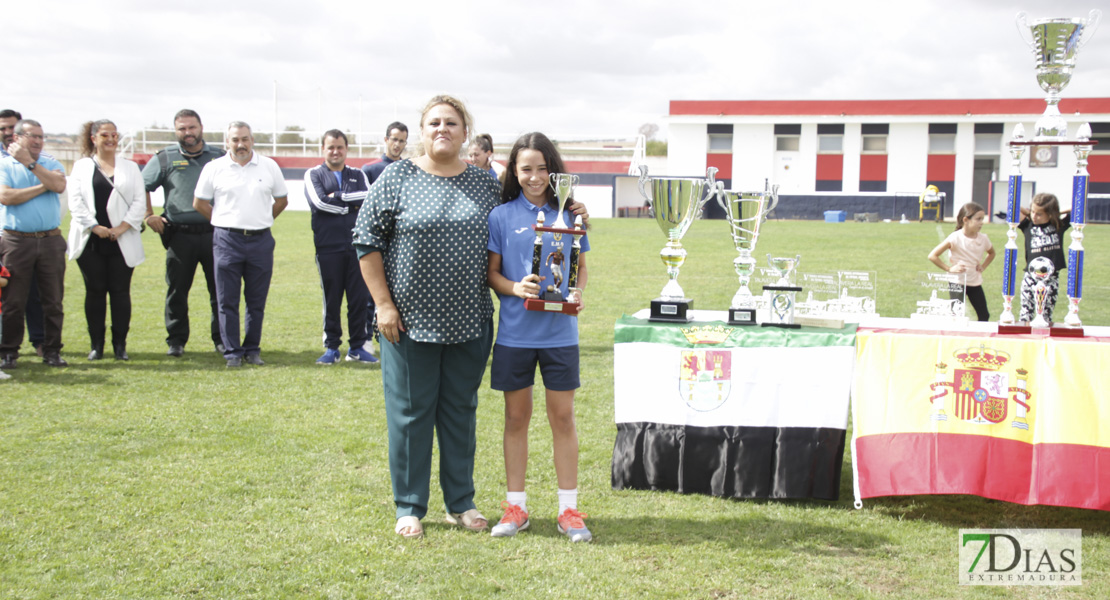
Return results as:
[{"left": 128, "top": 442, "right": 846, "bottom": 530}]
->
[{"left": 2, "top": 213, "right": 1108, "bottom": 599}]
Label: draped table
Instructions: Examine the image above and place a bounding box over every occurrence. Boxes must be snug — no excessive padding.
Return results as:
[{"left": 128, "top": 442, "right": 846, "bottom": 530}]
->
[{"left": 611, "top": 310, "right": 857, "bottom": 500}]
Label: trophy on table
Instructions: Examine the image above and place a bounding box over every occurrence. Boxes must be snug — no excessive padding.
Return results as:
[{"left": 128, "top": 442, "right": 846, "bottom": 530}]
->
[
  {"left": 523, "top": 173, "right": 585, "bottom": 315},
  {"left": 1000, "top": 10, "right": 1100, "bottom": 336},
  {"left": 1027, "top": 257, "right": 1055, "bottom": 328},
  {"left": 637, "top": 165, "right": 718, "bottom": 322},
  {"left": 716, "top": 179, "right": 779, "bottom": 325},
  {"left": 762, "top": 254, "right": 802, "bottom": 328}
]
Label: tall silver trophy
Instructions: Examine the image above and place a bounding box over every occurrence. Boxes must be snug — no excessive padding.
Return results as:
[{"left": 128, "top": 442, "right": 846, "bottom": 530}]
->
[
  {"left": 716, "top": 180, "right": 779, "bottom": 325},
  {"left": 638, "top": 165, "right": 718, "bottom": 322},
  {"left": 1016, "top": 10, "right": 1101, "bottom": 140}
]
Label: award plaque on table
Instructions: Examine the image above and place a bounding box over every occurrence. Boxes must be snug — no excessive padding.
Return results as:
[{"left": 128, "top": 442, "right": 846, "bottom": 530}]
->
[
  {"left": 911, "top": 271, "right": 969, "bottom": 326},
  {"left": 795, "top": 273, "right": 839, "bottom": 317}
]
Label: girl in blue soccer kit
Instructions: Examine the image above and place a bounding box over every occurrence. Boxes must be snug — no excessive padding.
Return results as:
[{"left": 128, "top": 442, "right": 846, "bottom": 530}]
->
[{"left": 486, "top": 132, "right": 591, "bottom": 542}]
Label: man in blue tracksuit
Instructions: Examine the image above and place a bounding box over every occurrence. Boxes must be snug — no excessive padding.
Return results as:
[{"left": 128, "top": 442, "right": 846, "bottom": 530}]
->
[{"left": 305, "top": 129, "right": 376, "bottom": 365}]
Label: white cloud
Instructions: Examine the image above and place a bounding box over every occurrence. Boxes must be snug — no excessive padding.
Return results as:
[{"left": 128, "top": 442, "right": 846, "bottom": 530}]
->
[{"left": 3, "top": 0, "right": 1106, "bottom": 142}]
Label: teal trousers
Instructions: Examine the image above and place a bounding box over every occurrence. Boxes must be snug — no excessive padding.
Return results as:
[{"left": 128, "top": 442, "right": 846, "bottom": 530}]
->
[{"left": 381, "top": 319, "right": 493, "bottom": 519}]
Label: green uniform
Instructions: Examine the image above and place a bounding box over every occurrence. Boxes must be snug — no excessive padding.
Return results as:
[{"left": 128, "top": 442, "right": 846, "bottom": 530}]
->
[{"left": 142, "top": 142, "right": 225, "bottom": 349}]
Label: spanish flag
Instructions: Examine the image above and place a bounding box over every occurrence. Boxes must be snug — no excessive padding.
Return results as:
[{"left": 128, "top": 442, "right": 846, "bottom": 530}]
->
[{"left": 851, "top": 327, "right": 1110, "bottom": 511}]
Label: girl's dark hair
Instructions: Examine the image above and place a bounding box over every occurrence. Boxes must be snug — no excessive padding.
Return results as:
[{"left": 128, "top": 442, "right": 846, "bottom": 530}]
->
[
  {"left": 1031, "top": 192, "right": 1062, "bottom": 231},
  {"left": 954, "top": 202, "right": 986, "bottom": 231},
  {"left": 501, "top": 132, "right": 568, "bottom": 210},
  {"left": 80, "top": 119, "right": 115, "bottom": 157}
]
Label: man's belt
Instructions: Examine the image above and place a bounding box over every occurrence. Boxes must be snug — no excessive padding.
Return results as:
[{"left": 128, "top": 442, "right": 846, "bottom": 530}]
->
[
  {"left": 168, "top": 222, "right": 214, "bottom": 234},
  {"left": 3, "top": 228, "right": 61, "bottom": 238},
  {"left": 217, "top": 226, "right": 270, "bottom": 236}
]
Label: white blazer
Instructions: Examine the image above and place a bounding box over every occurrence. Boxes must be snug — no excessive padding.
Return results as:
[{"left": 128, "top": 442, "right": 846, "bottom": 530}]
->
[{"left": 67, "top": 156, "right": 147, "bottom": 267}]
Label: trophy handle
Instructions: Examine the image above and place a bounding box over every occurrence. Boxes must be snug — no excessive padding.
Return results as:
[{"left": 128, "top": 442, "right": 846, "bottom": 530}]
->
[
  {"left": 1014, "top": 11, "right": 1035, "bottom": 48},
  {"left": 1080, "top": 9, "right": 1102, "bottom": 48},
  {"left": 698, "top": 167, "right": 719, "bottom": 216},
  {"left": 637, "top": 165, "right": 650, "bottom": 201},
  {"left": 764, "top": 179, "right": 780, "bottom": 217},
  {"left": 714, "top": 182, "right": 728, "bottom": 212}
]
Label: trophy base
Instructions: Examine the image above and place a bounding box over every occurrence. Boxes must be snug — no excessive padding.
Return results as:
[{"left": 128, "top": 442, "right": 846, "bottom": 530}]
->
[
  {"left": 997, "top": 323, "right": 1033, "bottom": 335},
  {"left": 761, "top": 322, "right": 802, "bottom": 329},
  {"left": 1050, "top": 325, "right": 1085, "bottom": 338},
  {"left": 728, "top": 308, "right": 758, "bottom": 326},
  {"left": 650, "top": 298, "right": 693, "bottom": 323},
  {"left": 523, "top": 298, "right": 581, "bottom": 315}
]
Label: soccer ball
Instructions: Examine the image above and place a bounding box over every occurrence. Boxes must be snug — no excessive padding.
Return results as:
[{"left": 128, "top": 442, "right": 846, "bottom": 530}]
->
[{"left": 1028, "top": 256, "right": 1054, "bottom": 282}]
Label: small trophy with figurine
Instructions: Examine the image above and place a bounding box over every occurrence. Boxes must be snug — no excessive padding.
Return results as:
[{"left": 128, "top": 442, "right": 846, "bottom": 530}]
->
[{"left": 523, "top": 173, "right": 585, "bottom": 315}]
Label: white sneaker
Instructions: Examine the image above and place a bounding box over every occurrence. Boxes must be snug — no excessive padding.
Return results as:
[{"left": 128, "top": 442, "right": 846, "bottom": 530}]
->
[{"left": 0, "top": 370, "right": 10, "bottom": 380}]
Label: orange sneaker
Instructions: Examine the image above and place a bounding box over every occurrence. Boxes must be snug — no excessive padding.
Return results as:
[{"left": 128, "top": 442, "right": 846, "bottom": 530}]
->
[
  {"left": 557, "top": 508, "right": 592, "bottom": 543},
  {"left": 490, "top": 501, "right": 530, "bottom": 538}
]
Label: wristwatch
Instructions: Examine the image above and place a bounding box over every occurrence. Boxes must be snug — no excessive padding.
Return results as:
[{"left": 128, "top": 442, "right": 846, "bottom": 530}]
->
[{"left": 27, "top": 162, "right": 37, "bottom": 171}]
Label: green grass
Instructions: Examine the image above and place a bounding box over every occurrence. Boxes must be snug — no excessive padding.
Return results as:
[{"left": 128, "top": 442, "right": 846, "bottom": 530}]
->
[{"left": 2, "top": 214, "right": 1108, "bottom": 599}]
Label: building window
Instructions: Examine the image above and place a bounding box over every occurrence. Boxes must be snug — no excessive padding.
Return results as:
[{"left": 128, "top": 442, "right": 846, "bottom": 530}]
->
[
  {"left": 818, "top": 135, "right": 843, "bottom": 153},
  {"left": 707, "top": 134, "right": 733, "bottom": 153},
  {"left": 1090, "top": 122, "right": 1110, "bottom": 154},
  {"left": 862, "top": 136, "right": 887, "bottom": 153},
  {"left": 974, "top": 134, "right": 1001, "bottom": 154},
  {"left": 929, "top": 134, "right": 956, "bottom": 154},
  {"left": 861, "top": 123, "right": 888, "bottom": 155},
  {"left": 776, "top": 136, "right": 799, "bottom": 151}
]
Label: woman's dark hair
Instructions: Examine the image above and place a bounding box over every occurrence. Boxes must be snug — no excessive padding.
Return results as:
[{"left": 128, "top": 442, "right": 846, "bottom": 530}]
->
[
  {"left": 501, "top": 132, "right": 568, "bottom": 210},
  {"left": 954, "top": 202, "right": 986, "bottom": 231},
  {"left": 80, "top": 119, "right": 115, "bottom": 157}
]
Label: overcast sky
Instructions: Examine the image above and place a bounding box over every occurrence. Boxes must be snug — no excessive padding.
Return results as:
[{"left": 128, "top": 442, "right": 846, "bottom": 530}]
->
[{"left": 4, "top": 0, "right": 1107, "bottom": 143}]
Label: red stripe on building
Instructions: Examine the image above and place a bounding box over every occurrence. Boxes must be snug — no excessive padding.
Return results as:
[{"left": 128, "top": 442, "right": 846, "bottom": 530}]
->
[
  {"left": 859, "top": 154, "right": 887, "bottom": 182},
  {"left": 669, "top": 98, "right": 1110, "bottom": 117},
  {"left": 706, "top": 153, "right": 733, "bottom": 180},
  {"left": 927, "top": 154, "right": 956, "bottom": 181},
  {"left": 855, "top": 432, "right": 1110, "bottom": 510},
  {"left": 815, "top": 154, "right": 843, "bottom": 181},
  {"left": 1089, "top": 155, "right": 1110, "bottom": 183}
]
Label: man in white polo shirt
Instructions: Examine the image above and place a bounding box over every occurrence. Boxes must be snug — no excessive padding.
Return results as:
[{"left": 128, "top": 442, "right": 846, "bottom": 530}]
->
[{"left": 193, "top": 121, "right": 288, "bottom": 368}]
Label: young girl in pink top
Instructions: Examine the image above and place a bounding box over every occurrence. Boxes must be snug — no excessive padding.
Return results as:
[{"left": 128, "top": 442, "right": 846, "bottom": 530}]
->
[{"left": 928, "top": 202, "right": 996, "bottom": 321}]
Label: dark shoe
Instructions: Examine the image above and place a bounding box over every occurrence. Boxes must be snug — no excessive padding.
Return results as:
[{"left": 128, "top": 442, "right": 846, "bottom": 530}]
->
[
  {"left": 43, "top": 352, "right": 68, "bottom": 367},
  {"left": 167, "top": 345, "right": 184, "bottom": 357},
  {"left": 226, "top": 356, "right": 242, "bottom": 368},
  {"left": 88, "top": 348, "right": 104, "bottom": 361},
  {"left": 0, "top": 355, "right": 17, "bottom": 369},
  {"left": 244, "top": 353, "right": 264, "bottom": 366},
  {"left": 113, "top": 345, "right": 130, "bottom": 361}
]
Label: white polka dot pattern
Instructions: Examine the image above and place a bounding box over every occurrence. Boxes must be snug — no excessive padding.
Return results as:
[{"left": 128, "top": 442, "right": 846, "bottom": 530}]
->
[{"left": 353, "top": 159, "right": 501, "bottom": 344}]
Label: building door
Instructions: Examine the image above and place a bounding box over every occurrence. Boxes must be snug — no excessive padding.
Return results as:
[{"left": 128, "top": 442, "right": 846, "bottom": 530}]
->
[
  {"left": 774, "top": 152, "right": 803, "bottom": 193},
  {"left": 972, "top": 158, "right": 997, "bottom": 211}
]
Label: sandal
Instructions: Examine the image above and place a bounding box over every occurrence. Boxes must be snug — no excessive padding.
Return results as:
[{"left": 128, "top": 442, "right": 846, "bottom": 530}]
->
[
  {"left": 395, "top": 516, "right": 424, "bottom": 538},
  {"left": 445, "top": 508, "right": 488, "bottom": 531}
]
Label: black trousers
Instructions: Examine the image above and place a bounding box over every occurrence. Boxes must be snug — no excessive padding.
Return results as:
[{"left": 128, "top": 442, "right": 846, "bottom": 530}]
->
[
  {"left": 316, "top": 249, "right": 369, "bottom": 350},
  {"left": 76, "top": 246, "right": 134, "bottom": 348},
  {"left": 0, "top": 234, "right": 65, "bottom": 355},
  {"left": 164, "top": 230, "right": 221, "bottom": 348}
]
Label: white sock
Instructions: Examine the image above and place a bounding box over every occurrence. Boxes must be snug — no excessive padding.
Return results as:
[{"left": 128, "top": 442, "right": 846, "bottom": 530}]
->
[
  {"left": 557, "top": 488, "right": 578, "bottom": 515},
  {"left": 506, "top": 491, "right": 527, "bottom": 514}
]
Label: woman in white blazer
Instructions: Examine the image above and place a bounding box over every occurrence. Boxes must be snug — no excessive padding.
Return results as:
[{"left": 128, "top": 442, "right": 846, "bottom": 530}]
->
[{"left": 67, "top": 119, "right": 146, "bottom": 360}]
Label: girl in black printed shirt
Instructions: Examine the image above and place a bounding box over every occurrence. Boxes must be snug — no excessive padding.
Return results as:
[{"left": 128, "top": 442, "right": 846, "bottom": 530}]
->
[{"left": 1018, "top": 193, "right": 1071, "bottom": 324}]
